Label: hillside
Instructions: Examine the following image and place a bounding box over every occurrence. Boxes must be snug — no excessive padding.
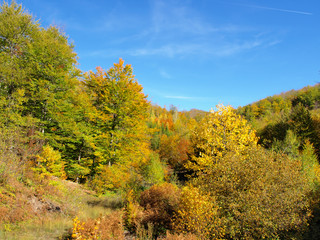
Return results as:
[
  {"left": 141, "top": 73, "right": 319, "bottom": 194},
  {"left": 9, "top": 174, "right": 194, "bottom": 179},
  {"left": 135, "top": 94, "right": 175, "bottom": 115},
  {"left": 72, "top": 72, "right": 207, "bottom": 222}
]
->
[
  {"left": 1, "top": 2, "right": 320, "bottom": 239},
  {"left": 0, "top": 169, "right": 123, "bottom": 239},
  {"left": 238, "top": 83, "right": 320, "bottom": 120}
]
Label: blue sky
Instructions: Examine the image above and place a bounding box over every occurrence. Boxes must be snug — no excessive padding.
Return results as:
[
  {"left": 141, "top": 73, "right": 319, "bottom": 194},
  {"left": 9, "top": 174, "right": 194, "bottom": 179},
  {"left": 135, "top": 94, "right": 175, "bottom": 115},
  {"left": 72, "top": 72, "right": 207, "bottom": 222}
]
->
[{"left": 16, "top": 0, "right": 320, "bottom": 111}]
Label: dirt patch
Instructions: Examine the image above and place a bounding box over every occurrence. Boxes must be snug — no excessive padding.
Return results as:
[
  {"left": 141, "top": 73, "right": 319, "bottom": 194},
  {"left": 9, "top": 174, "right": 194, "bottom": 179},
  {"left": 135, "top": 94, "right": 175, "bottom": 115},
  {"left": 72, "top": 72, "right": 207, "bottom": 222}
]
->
[{"left": 28, "top": 195, "right": 61, "bottom": 214}]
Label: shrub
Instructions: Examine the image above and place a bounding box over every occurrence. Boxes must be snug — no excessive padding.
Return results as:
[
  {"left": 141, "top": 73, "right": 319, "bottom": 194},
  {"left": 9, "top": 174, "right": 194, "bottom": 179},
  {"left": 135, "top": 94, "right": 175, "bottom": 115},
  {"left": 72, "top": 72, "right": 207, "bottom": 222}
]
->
[
  {"left": 138, "top": 183, "right": 181, "bottom": 237},
  {"left": 195, "top": 146, "right": 311, "bottom": 239},
  {"left": 71, "top": 211, "right": 124, "bottom": 240},
  {"left": 35, "top": 145, "right": 66, "bottom": 179},
  {"left": 123, "top": 189, "right": 144, "bottom": 233},
  {"left": 160, "top": 231, "right": 199, "bottom": 240},
  {"left": 173, "top": 185, "right": 224, "bottom": 239},
  {"left": 141, "top": 152, "right": 165, "bottom": 187}
]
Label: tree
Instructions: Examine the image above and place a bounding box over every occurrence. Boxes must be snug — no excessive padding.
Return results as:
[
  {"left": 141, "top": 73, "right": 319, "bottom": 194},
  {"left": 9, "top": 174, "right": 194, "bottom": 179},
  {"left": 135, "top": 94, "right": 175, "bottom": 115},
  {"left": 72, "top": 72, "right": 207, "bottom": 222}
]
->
[
  {"left": 0, "top": 1, "right": 85, "bottom": 180},
  {"left": 187, "top": 104, "right": 258, "bottom": 173},
  {"left": 289, "top": 103, "right": 316, "bottom": 143},
  {"left": 84, "top": 59, "right": 150, "bottom": 192},
  {"left": 186, "top": 104, "right": 311, "bottom": 238}
]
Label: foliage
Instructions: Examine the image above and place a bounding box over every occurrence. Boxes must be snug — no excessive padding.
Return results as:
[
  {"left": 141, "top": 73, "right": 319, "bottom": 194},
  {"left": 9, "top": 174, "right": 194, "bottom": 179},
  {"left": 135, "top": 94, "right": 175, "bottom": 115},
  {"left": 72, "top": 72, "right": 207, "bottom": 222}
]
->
[
  {"left": 173, "top": 185, "right": 224, "bottom": 239},
  {"left": 141, "top": 152, "right": 165, "bottom": 187},
  {"left": 159, "top": 134, "right": 190, "bottom": 173},
  {"left": 84, "top": 59, "right": 150, "bottom": 192},
  {"left": 1, "top": 2, "right": 319, "bottom": 239},
  {"left": 289, "top": 104, "right": 317, "bottom": 144},
  {"left": 35, "top": 145, "right": 66, "bottom": 179},
  {"left": 71, "top": 212, "right": 124, "bottom": 240},
  {"left": 160, "top": 232, "right": 199, "bottom": 240},
  {"left": 138, "top": 183, "right": 181, "bottom": 237},
  {"left": 123, "top": 189, "right": 144, "bottom": 233},
  {"left": 147, "top": 104, "right": 196, "bottom": 181},
  {"left": 300, "top": 140, "right": 320, "bottom": 190},
  {"left": 194, "top": 146, "right": 311, "bottom": 239},
  {"left": 271, "top": 129, "right": 300, "bottom": 159},
  {"left": 187, "top": 104, "right": 258, "bottom": 173}
]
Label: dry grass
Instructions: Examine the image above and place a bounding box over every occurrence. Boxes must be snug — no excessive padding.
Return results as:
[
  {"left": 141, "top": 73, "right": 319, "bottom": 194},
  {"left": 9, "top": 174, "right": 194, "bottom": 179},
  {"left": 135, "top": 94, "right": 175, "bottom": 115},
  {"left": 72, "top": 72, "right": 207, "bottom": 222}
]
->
[{"left": 0, "top": 175, "right": 122, "bottom": 239}]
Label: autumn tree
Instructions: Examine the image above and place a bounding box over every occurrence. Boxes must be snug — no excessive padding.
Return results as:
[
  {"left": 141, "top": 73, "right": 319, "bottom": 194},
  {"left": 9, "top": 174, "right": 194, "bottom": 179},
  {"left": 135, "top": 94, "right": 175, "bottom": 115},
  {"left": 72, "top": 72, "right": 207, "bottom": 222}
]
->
[
  {"left": 187, "top": 104, "right": 258, "bottom": 173},
  {"left": 84, "top": 59, "right": 150, "bottom": 192},
  {"left": 184, "top": 104, "right": 311, "bottom": 238}
]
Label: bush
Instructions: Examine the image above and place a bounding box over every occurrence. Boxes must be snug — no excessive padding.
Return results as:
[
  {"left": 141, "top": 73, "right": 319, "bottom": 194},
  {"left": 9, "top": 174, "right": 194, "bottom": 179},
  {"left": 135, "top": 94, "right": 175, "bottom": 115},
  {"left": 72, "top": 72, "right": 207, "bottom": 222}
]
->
[
  {"left": 123, "top": 189, "right": 144, "bottom": 233},
  {"left": 71, "top": 211, "right": 124, "bottom": 240},
  {"left": 35, "top": 145, "right": 66, "bottom": 179},
  {"left": 195, "top": 146, "right": 311, "bottom": 239},
  {"left": 160, "top": 231, "right": 199, "bottom": 240},
  {"left": 138, "top": 183, "right": 181, "bottom": 237},
  {"left": 173, "top": 185, "right": 225, "bottom": 239}
]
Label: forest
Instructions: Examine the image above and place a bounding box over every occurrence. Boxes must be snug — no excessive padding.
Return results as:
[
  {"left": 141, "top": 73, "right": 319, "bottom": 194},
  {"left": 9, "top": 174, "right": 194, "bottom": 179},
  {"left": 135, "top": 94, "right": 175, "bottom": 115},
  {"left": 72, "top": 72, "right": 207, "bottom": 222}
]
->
[{"left": 1, "top": 2, "right": 320, "bottom": 239}]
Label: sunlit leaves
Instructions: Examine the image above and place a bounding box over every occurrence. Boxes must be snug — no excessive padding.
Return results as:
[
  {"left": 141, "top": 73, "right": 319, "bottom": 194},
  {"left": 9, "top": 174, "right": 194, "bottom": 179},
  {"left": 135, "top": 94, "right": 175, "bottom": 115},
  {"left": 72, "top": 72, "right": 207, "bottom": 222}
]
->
[
  {"left": 84, "top": 59, "right": 150, "bottom": 192},
  {"left": 187, "top": 104, "right": 258, "bottom": 172}
]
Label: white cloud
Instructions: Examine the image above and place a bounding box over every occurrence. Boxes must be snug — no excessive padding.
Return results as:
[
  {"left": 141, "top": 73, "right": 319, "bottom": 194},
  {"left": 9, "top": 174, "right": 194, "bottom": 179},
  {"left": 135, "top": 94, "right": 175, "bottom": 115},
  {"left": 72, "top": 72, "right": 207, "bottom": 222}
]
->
[
  {"left": 151, "top": 0, "right": 218, "bottom": 35},
  {"left": 80, "top": 0, "right": 283, "bottom": 59}
]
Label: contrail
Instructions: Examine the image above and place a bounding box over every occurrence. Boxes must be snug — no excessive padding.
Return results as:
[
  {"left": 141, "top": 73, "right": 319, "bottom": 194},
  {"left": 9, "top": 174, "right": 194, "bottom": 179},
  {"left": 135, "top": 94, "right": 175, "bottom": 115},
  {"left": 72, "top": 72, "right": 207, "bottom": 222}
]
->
[
  {"left": 246, "top": 4, "right": 312, "bottom": 15},
  {"left": 251, "top": 5, "right": 312, "bottom": 15}
]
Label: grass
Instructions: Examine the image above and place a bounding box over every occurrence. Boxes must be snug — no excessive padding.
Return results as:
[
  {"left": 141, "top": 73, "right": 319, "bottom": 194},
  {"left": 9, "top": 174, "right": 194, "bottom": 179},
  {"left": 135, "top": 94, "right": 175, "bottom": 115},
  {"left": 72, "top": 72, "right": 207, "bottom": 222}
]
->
[
  {"left": 0, "top": 178, "right": 124, "bottom": 240},
  {"left": 0, "top": 215, "right": 72, "bottom": 240}
]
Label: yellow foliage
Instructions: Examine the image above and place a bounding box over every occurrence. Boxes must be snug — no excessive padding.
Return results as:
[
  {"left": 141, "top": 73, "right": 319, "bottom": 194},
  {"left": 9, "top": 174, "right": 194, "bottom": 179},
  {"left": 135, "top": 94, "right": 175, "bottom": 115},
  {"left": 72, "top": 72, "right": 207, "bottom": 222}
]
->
[
  {"left": 71, "top": 213, "right": 124, "bottom": 240},
  {"left": 35, "top": 145, "right": 66, "bottom": 179},
  {"left": 123, "top": 189, "right": 144, "bottom": 232},
  {"left": 187, "top": 104, "right": 257, "bottom": 172},
  {"left": 173, "top": 185, "right": 225, "bottom": 239}
]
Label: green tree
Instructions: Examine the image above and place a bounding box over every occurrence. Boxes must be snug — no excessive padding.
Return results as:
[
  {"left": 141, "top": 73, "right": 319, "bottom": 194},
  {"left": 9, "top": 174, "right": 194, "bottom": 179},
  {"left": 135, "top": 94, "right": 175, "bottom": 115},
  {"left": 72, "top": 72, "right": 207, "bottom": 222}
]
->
[
  {"left": 0, "top": 1, "right": 91, "bottom": 180},
  {"left": 289, "top": 104, "right": 316, "bottom": 142},
  {"left": 271, "top": 129, "right": 300, "bottom": 159}
]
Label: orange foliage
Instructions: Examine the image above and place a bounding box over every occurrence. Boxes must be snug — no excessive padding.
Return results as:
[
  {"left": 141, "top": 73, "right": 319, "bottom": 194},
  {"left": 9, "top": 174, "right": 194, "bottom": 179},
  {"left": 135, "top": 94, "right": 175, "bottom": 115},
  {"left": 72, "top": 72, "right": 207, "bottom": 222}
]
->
[{"left": 71, "top": 211, "right": 124, "bottom": 240}]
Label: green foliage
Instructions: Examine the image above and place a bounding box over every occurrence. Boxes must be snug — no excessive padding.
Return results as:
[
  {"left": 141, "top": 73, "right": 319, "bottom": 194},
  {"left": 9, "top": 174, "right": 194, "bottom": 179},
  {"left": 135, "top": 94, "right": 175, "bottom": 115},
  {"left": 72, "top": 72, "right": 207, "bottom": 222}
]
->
[
  {"left": 272, "top": 129, "right": 300, "bottom": 159},
  {"left": 141, "top": 152, "right": 165, "bottom": 187},
  {"left": 289, "top": 103, "right": 316, "bottom": 143},
  {"left": 292, "top": 85, "right": 320, "bottom": 109},
  {"left": 0, "top": 1, "right": 94, "bottom": 183},
  {"left": 257, "top": 120, "right": 289, "bottom": 148},
  {"left": 301, "top": 141, "right": 320, "bottom": 190}
]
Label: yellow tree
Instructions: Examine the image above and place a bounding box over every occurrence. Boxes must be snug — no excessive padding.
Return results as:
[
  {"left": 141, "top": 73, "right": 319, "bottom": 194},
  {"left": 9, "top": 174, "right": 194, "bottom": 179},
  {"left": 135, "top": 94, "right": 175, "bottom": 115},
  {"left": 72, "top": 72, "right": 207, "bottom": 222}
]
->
[
  {"left": 185, "top": 104, "right": 310, "bottom": 238},
  {"left": 187, "top": 104, "right": 258, "bottom": 172},
  {"left": 84, "top": 59, "right": 150, "bottom": 192}
]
